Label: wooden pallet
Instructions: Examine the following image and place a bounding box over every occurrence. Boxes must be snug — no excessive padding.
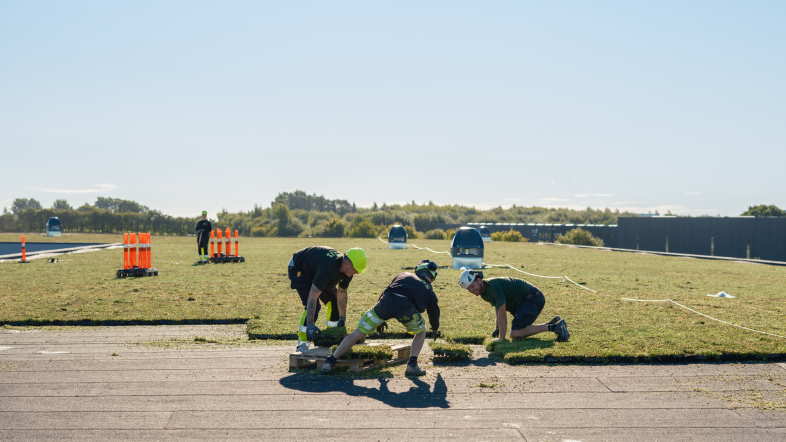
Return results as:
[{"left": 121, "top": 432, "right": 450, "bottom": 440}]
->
[{"left": 289, "top": 343, "right": 411, "bottom": 372}]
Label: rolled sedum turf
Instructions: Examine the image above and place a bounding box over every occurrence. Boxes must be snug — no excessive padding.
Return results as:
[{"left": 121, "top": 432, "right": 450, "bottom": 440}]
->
[
  {"left": 431, "top": 342, "right": 472, "bottom": 362},
  {"left": 331, "top": 344, "right": 393, "bottom": 360},
  {"left": 313, "top": 326, "right": 347, "bottom": 347},
  {"left": 445, "top": 334, "right": 486, "bottom": 345}
]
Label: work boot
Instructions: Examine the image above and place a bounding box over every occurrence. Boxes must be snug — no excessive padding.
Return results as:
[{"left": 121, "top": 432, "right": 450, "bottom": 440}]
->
[
  {"left": 296, "top": 341, "right": 310, "bottom": 353},
  {"left": 320, "top": 356, "right": 336, "bottom": 373},
  {"left": 405, "top": 362, "right": 426, "bottom": 377},
  {"left": 551, "top": 319, "right": 570, "bottom": 342}
]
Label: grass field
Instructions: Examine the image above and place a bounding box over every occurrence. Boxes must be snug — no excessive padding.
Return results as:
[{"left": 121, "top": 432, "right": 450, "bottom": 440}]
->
[{"left": 1, "top": 232, "right": 784, "bottom": 362}]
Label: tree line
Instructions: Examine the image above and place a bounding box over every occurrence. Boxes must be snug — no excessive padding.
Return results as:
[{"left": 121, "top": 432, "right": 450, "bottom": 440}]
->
[
  {"left": 2, "top": 197, "right": 194, "bottom": 235},
  {"left": 4, "top": 193, "right": 782, "bottom": 238}
]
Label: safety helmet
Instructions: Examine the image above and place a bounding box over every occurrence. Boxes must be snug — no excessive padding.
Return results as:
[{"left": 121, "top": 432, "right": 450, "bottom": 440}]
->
[
  {"left": 414, "top": 259, "right": 438, "bottom": 282},
  {"left": 458, "top": 267, "right": 483, "bottom": 289},
  {"left": 201, "top": 210, "right": 208, "bottom": 216},
  {"left": 345, "top": 248, "right": 368, "bottom": 274}
]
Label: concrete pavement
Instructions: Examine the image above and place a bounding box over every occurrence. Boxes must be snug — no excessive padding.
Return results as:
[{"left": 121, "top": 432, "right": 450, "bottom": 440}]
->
[{"left": 1, "top": 325, "right": 784, "bottom": 441}]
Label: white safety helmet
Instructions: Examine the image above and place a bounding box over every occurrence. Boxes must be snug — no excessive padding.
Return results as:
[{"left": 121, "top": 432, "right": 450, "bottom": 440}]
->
[{"left": 458, "top": 267, "right": 482, "bottom": 289}]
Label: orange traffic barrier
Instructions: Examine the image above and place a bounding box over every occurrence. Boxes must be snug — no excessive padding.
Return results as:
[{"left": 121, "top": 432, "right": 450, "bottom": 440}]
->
[
  {"left": 203, "top": 228, "right": 244, "bottom": 263},
  {"left": 20, "top": 234, "right": 28, "bottom": 263},
  {"left": 139, "top": 233, "right": 148, "bottom": 268},
  {"left": 117, "top": 232, "right": 158, "bottom": 278}
]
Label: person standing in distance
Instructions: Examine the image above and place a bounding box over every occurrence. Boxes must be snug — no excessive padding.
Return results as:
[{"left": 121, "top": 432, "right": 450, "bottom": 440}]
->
[{"left": 195, "top": 210, "right": 212, "bottom": 262}]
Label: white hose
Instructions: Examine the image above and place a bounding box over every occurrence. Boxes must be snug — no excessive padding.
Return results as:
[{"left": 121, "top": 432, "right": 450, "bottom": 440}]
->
[
  {"left": 384, "top": 236, "right": 783, "bottom": 340},
  {"left": 622, "top": 298, "right": 786, "bottom": 339}
]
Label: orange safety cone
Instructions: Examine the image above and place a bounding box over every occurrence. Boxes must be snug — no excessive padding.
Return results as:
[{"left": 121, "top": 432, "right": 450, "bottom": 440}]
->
[
  {"left": 146, "top": 233, "right": 152, "bottom": 268},
  {"left": 210, "top": 229, "right": 216, "bottom": 258},
  {"left": 146, "top": 233, "right": 151, "bottom": 268},
  {"left": 136, "top": 233, "right": 143, "bottom": 268},
  {"left": 233, "top": 229, "right": 239, "bottom": 257},
  {"left": 19, "top": 234, "right": 28, "bottom": 263},
  {"left": 123, "top": 233, "right": 130, "bottom": 269},
  {"left": 129, "top": 233, "right": 138, "bottom": 268},
  {"left": 224, "top": 227, "right": 232, "bottom": 257},
  {"left": 217, "top": 228, "right": 224, "bottom": 256},
  {"left": 140, "top": 233, "right": 148, "bottom": 268}
]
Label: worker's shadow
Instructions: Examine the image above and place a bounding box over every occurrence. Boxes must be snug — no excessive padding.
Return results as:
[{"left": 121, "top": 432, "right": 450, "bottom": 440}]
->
[{"left": 279, "top": 372, "right": 450, "bottom": 409}]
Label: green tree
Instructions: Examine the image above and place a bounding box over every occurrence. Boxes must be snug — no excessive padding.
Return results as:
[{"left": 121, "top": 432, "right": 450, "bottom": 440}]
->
[
  {"left": 94, "top": 197, "right": 149, "bottom": 213},
  {"left": 347, "top": 219, "right": 379, "bottom": 238},
  {"left": 52, "top": 199, "right": 72, "bottom": 210},
  {"left": 741, "top": 204, "right": 784, "bottom": 217},
  {"left": 556, "top": 228, "right": 604, "bottom": 247},
  {"left": 423, "top": 229, "right": 447, "bottom": 240},
  {"left": 314, "top": 217, "right": 347, "bottom": 237},
  {"left": 11, "top": 198, "right": 42, "bottom": 214},
  {"left": 403, "top": 225, "right": 419, "bottom": 239},
  {"left": 491, "top": 229, "right": 527, "bottom": 242},
  {"left": 271, "top": 203, "right": 304, "bottom": 237}
]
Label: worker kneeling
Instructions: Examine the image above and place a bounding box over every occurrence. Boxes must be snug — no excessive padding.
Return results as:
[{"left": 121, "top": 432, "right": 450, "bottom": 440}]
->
[
  {"left": 321, "top": 260, "right": 441, "bottom": 377},
  {"left": 458, "top": 269, "right": 570, "bottom": 343}
]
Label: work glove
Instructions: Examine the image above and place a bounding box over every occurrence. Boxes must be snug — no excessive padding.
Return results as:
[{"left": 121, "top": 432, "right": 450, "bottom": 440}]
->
[
  {"left": 306, "top": 325, "right": 321, "bottom": 341},
  {"left": 491, "top": 328, "right": 499, "bottom": 338},
  {"left": 376, "top": 322, "right": 388, "bottom": 335},
  {"left": 337, "top": 318, "right": 346, "bottom": 328}
]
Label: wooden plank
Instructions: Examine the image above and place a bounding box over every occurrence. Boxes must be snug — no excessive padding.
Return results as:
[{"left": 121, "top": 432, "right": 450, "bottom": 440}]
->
[{"left": 288, "top": 344, "right": 411, "bottom": 372}]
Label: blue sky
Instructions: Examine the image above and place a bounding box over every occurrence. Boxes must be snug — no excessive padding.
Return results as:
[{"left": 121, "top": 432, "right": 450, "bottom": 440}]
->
[{"left": 2, "top": 1, "right": 784, "bottom": 217}]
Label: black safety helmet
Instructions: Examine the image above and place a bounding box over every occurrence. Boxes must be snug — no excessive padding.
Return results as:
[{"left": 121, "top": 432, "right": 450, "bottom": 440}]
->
[{"left": 414, "top": 259, "right": 438, "bottom": 282}]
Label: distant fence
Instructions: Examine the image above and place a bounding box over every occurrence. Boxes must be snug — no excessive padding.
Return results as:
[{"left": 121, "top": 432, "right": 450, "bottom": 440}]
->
[
  {"left": 616, "top": 217, "right": 786, "bottom": 262},
  {"left": 454, "top": 217, "right": 786, "bottom": 262}
]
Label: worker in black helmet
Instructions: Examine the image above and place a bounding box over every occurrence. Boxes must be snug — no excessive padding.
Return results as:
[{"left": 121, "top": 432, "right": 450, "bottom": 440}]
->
[
  {"left": 321, "top": 259, "right": 441, "bottom": 377},
  {"left": 195, "top": 211, "right": 212, "bottom": 262}
]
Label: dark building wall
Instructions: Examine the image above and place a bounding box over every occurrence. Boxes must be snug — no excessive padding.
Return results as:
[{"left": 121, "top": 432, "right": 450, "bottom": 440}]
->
[
  {"left": 616, "top": 217, "right": 786, "bottom": 261},
  {"left": 447, "top": 218, "right": 786, "bottom": 261}
]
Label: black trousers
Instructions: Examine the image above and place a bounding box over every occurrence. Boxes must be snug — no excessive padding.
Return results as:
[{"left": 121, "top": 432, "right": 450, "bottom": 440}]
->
[
  {"left": 197, "top": 232, "right": 209, "bottom": 255},
  {"left": 294, "top": 284, "right": 340, "bottom": 322}
]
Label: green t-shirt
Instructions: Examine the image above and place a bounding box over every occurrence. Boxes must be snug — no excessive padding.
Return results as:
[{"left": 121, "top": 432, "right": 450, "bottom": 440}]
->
[{"left": 480, "top": 277, "right": 539, "bottom": 313}]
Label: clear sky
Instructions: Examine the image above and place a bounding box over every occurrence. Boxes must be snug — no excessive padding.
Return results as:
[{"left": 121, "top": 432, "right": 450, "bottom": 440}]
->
[{"left": 2, "top": 1, "right": 784, "bottom": 217}]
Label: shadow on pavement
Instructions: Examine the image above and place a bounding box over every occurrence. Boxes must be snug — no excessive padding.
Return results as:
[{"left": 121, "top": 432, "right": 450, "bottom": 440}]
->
[
  {"left": 434, "top": 356, "right": 498, "bottom": 367},
  {"left": 280, "top": 372, "right": 450, "bottom": 409}
]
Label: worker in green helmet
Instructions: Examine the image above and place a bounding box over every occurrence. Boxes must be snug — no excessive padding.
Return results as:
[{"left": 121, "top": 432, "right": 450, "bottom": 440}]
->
[{"left": 287, "top": 246, "right": 367, "bottom": 352}]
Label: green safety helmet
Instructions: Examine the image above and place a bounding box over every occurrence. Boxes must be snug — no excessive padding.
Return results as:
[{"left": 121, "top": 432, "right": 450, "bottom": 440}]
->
[
  {"left": 345, "top": 248, "right": 367, "bottom": 274},
  {"left": 415, "top": 259, "right": 438, "bottom": 282},
  {"left": 201, "top": 210, "right": 208, "bottom": 216}
]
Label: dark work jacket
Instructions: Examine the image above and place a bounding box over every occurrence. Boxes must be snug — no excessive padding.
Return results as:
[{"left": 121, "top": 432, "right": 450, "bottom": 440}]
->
[
  {"left": 291, "top": 246, "right": 352, "bottom": 291},
  {"left": 195, "top": 219, "right": 212, "bottom": 239},
  {"left": 384, "top": 272, "right": 440, "bottom": 331}
]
